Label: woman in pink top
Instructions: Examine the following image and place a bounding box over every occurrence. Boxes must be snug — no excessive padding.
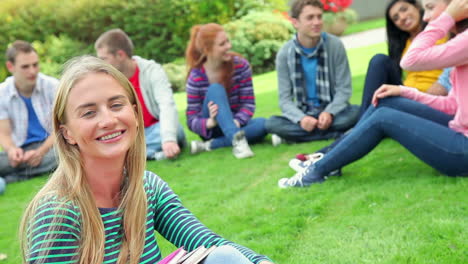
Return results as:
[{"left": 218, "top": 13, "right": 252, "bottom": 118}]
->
[{"left": 277, "top": 0, "right": 468, "bottom": 188}]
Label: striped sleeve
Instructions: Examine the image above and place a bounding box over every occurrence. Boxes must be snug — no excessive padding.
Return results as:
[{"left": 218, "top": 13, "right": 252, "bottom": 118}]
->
[
  {"left": 26, "top": 199, "right": 81, "bottom": 263},
  {"left": 145, "top": 172, "right": 272, "bottom": 264},
  {"left": 186, "top": 70, "right": 211, "bottom": 138},
  {"left": 232, "top": 57, "right": 255, "bottom": 126}
]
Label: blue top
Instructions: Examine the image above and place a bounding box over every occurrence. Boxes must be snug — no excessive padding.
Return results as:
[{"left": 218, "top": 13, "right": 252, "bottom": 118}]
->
[
  {"left": 300, "top": 45, "right": 320, "bottom": 106},
  {"left": 20, "top": 95, "right": 48, "bottom": 146},
  {"left": 437, "top": 67, "right": 453, "bottom": 92}
]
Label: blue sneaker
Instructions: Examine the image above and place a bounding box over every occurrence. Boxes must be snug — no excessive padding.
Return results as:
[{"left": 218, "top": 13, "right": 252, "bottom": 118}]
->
[
  {"left": 288, "top": 153, "right": 342, "bottom": 177},
  {"left": 278, "top": 165, "right": 325, "bottom": 188}
]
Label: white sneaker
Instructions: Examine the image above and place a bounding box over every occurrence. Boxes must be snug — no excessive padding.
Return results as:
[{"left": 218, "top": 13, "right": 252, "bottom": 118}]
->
[
  {"left": 153, "top": 151, "right": 167, "bottom": 161},
  {"left": 232, "top": 131, "right": 254, "bottom": 159},
  {"left": 190, "top": 140, "right": 211, "bottom": 154},
  {"left": 289, "top": 152, "right": 342, "bottom": 177},
  {"left": 278, "top": 164, "right": 325, "bottom": 188},
  {"left": 289, "top": 153, "right": 324, "bottom": 172},
  {"left": 272, "top": 134, "right": 283, "bottom": 147}
]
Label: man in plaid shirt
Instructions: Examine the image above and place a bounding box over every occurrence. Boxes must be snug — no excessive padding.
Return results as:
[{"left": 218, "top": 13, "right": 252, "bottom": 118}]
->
[{"left": 0, "top": 40, "right": 58, "bottom": 186}]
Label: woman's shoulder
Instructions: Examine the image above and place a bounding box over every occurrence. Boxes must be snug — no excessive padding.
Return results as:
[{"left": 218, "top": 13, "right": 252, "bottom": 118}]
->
[
  {"left": 30, "top": 195, "right": 81, "bottom": 233},
  {"left": 35, "top": 195, "right": 80, "bottom": 217},
  {"left": 233, "top": 55, "right": 250, "bottom": 67},
  {"left": 143, "top": 170, "right": 168, "bottom": 194}
]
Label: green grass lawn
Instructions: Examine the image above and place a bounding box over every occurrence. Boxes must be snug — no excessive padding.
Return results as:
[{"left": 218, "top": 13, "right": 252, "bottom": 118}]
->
[
  {"left": 1, "top": 43, "right": 467, "bottom": 264},
  {"left": 344, "top": 18, "right": 385, "bottom": 36}
]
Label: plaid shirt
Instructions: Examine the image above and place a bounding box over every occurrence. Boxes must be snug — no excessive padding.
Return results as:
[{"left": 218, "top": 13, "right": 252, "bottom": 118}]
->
[{"left": 0, "top": 73, "right": 58, "bottom": 147}]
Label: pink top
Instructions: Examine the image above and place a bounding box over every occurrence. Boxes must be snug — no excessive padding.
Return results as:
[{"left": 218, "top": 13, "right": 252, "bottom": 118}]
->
[{"left": 400, "top": 12, "right": 468, "bottom": 137}]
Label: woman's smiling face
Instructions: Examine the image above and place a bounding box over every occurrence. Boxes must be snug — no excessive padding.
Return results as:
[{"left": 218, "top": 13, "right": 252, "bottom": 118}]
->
[
  {"left": 61, "top": 72, "right": 138, "bottom": 161},
  {"left": 389, "top": 1, "right": 422, "bottom": 34}
]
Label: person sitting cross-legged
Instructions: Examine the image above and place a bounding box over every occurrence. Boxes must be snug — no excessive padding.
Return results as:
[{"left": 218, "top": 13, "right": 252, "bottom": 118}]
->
[
  {"left": 265, "top": 0, "right": 360, "bottom": 146},
  {"left": 0, "top": 40, "right": 58, "bottom": 184},
  {"left": 185, "top": 23, "right": 267, "bottom": 159}
]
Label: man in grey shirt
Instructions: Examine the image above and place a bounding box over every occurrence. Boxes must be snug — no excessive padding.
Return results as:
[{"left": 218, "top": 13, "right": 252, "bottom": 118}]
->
[
  {"left": 265, "top": 0, "right": 359, "bottom": 145},
  {"left": 95, "top": 29, "right": 186, "bottom": 160}
]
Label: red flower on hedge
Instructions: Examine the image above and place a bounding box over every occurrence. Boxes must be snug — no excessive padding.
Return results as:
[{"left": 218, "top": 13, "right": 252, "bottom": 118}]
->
[{"left": 320, "top": 0, "right": 353, "bottom": 13}]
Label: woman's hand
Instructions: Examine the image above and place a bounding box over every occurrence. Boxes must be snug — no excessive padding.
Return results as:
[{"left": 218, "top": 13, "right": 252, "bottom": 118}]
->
[
  {"left": 372, "top": 84, "right": 401, "bottom": 106},
  {"left": 446, "top": 0, "right": 468, "bottom": 21},
  {"left": 206, "top": 101, "right": 218, "bottom": 129}
]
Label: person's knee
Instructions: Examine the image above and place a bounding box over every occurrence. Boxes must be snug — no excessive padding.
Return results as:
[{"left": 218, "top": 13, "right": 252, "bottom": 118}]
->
[
  {"left": 265, "top": 116, "right": 282, "bottom": 132},
  {"left": 252, "top": 117, "right": 266, "bottom": 128},
  {"left": 203, "top": 245, "right": 250, "bottom": 264},
  {"left": 207, "top": 83, "right": 228, "bottom": 98},
  {"left": 369, "top": 54, "right": 391, "bottom": 68}
]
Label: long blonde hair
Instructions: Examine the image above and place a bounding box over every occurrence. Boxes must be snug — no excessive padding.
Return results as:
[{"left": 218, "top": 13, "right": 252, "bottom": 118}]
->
[{"left": 19, "top": 56, "right": 147, "bottom": 263}]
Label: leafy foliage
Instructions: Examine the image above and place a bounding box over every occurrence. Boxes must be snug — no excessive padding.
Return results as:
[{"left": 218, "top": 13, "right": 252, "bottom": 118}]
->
[{"left": 224, "top": 11, "right": 295, "bottom": 74}]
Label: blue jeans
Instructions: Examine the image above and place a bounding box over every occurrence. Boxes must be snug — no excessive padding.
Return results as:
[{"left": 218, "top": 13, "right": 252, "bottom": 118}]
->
[
  {"left": 265, "top": 104, "right": 360, "bottom": 143},
  {"left": 202, "top": 245, "right": 253, "bottom": 264},
  {"left": 0, "top": 177, "right": 5, "bottom": 195},
  {"left": 144, "top": 122, "right": 186, "bottom": 159},
  {"left": 310, "top": 97, "right": 468, "bottom": 179},
  {"left": 201, "top": 84, "right": 267, "bottom": 149},
  {"left": 359, "top": 54, "right": 402, "bottom": 118}
]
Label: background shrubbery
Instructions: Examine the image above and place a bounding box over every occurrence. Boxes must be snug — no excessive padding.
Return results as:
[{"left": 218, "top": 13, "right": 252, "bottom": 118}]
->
[
  {"left": 0, "top": 0, "right": 289, "bottom": 88},
  {"left": 225, "top": 11, "right": 294, "bottom": 74}
]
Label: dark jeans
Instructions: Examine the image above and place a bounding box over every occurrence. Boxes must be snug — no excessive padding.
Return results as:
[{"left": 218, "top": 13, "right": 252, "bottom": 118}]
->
[
  {"left": 265, "top": 104, "right": 360, "bottom": 143},
  {"left": 311, "top": 97, "right": 467, "bottom": 178},
  {"left": 0, "top": 141, "right": 58, "bottom": 178},
  {"left": 316, "top": 54, "right": 403, "bottom": 154},
  {"left": 358, "top": 54, "right": 402, "bottom": 118},
  {"left": 201, "top": 84, "right": 267, "bottom": 149}
]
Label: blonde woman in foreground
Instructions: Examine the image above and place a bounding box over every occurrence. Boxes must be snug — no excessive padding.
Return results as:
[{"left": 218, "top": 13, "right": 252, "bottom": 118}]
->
[{"left": 20, "top": 56, "right": 274, "bottom": 264}]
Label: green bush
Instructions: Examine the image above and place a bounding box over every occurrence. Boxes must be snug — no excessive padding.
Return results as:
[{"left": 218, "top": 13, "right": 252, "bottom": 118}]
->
[
  {"left": 0, "top": 0, "right": 281, "bottom": 69},
  {"left": 33, "top": 35, "right": 93, "bottom": 78},
  {"left": 0, "top": 0, "right": 287, "bottom": 82},
  {"left": 224, "top": 11, "right": 294, "bottom": 74},
  {"left": 163, "top": 61, "right": 187, "bottom": 93}
]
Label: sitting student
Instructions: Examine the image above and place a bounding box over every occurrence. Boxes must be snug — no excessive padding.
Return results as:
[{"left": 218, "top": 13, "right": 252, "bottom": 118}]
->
[
  {"left": 95, "top": 29, "right": 186, "bottom": 160},
  {"left": 278, "top": 0, "right": 468, "bottom": 188},
  {"left": 20, "top": 56, "right": 274, "bottom": 264},
  {"left": 0, "top": 40, "right": 58, "bottom": 184},
  {"left": 290, "top": 66, "right": 453, "bottom": 173},
  {"left": 185, "top": 23, "right": 267, "bottom": 159},
  {"left": 358, "top": 0, "right": 448, "bottom": 116},
  {"left": 290, "top": 0, "right": 453, "bottom": 170},
  {"left": 265, "top": 0, "right": 359, "bottom": 146}
]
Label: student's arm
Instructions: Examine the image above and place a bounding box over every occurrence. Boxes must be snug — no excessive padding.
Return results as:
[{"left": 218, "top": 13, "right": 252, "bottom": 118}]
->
[
  {"left": 373, "top": 84, "right": 457, "bottom": 115},
  {"left": 0, "top": 119, "right": 23, "bottom": 167},
  {"left": 150, "top": 173, "right": 273, "bottom": 264},
  {"left": 323, "top": 38, "right": 352, "bottom": 116},
  {"left": 400, "top": 12, "right": 468, "bottom": 71},
  {"left": 232, "top": 58, "right": 255, "bottom": 126},
  {"left": 149, "top": 64, "right": 180, "bottom": 150},
  {"left": 426, "top": 82, "right": 448, "bottom": 96},
  {"left": 276, "top": 45, "right": 307, "bottom": 123},
  {"left": 186, "top": 72, "right": 212, "bottom": 138}
]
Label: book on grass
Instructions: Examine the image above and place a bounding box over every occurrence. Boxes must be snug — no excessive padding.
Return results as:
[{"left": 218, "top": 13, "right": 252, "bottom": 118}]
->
[
  {"left": 159, "top": 247, "right": 186, "bottom": 264},
  {"left": 178, "top": 245, "right": 217, "bottom": 264},
  {"left": 160, "top": 245, "right": 217, "bottom": 264}
]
